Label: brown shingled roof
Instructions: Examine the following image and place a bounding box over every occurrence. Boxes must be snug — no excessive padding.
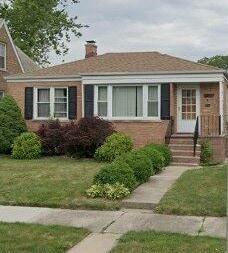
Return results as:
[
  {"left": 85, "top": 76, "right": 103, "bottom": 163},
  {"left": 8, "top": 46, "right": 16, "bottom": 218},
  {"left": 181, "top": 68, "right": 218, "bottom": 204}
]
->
[{"left": 7, "top": 51, "right": 223, "bottom": 78}]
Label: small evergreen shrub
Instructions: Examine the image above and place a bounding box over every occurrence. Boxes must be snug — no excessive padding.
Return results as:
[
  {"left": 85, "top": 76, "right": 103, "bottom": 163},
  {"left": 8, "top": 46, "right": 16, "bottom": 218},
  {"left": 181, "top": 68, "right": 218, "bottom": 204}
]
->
[
  {"left": 138, "top": 147, "right": 165, "bottom": 173},
  {"left": 64, "top": 117, "right": 115, "bottom": 157},
  {"left": 12, "top": 132, "right": 42, "bottom": 159},
  {"left": 95, "top": 133, "right": 133, "bottom": 162},
  {"left": 86, "top": 183, "right": 130, "bottom": 200},
  {"left": 0, "top": 95, "right": 27, "bottom": 154},
  {"left": 146, "top": 143, "right": 172, "bottom": 166},
  {"left": 94, "top": 161, "right": 137, "bottom": 190},
  {"left": 200, "top": 139, "right": 213, "bottom": 165},
  {"left": 115, "top": 151, "right": 152, "bottom": 183},
  {"left": 37, "top": 119, "right": 65, "bottom": 156}
]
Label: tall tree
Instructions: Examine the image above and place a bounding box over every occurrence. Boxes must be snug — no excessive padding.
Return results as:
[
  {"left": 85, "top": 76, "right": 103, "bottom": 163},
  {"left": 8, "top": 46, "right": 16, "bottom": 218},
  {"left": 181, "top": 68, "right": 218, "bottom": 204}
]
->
[
  {"left": 0, "top": 0, "right": 86, "bottom": 65},
  {"left": 198, "top": 55, "right": 228, "bottom": 70}
]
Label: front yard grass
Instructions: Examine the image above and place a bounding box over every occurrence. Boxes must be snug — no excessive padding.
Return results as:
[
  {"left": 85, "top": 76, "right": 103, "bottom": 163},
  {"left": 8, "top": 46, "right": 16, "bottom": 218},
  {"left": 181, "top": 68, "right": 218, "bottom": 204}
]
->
[
  {"left": 0, "top": 156, "right": 121, "bottom": 210},
  {"left": 110, "top": 231, "right": 226, "bottom": 253},
  {"left": 0, "top": 222, "right": 89, "bottom": 253},
  {"left": 156, "top": 165, "right": 227, "bottom": 216}
]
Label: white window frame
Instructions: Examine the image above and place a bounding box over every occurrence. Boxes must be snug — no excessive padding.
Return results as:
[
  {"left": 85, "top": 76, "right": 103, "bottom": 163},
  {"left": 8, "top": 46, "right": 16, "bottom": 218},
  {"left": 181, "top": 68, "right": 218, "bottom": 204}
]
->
[
  {"left": 34, "top": 87, "right": 68, "bottom": 120},
  {"left": 94, "top": 84, "right": 161, "bottom": 120},
  {"left": 0, "top": 90, "right": 4, "bottom": 100},
  {"left": 0, "top": 42, "right": 6, "bottom": 71}
]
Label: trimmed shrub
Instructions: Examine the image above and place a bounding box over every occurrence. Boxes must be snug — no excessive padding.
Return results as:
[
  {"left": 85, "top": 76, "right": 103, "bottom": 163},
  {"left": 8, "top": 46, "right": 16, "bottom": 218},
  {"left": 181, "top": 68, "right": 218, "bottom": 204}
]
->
[
  {"left": 146, "top": 143, "right": 172, "bottom": 166},
  {"left": 115, "top": 151, "right": 152, "bottom": 183},
  {"left": 86, "top": 183, "right": 130, "bottom": 200},
  {"left": 0, "top": 95, "right": 27, "bottom": 154},
  {"left": 200, "top": 139, "right": 213, "bottom": 165},
  {"left": 12, "top": 132, "right": 42, "bottom": 159},
  {"left": 138, "top": 147, "right": 165, "bottom": 174},
  {"left": 37, "top": 119, "right": 65, "bottom": 156},
  {"left": 94, "top": 161, "right": 137, "bottom": 190},
  {"left": 63, "top": 117, "right": 115, "bottom": 157},
  {"left": 95, "top": 133, "right": 133, "bottom": 162}
]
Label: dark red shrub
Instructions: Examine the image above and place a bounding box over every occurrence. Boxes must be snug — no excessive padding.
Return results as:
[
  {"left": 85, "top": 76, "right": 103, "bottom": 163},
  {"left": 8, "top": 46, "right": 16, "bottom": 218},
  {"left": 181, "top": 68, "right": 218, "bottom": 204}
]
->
[
  {"left": 63, "top": 117, "right": 115, "bottom": 157},
  {"left": 37, "top": 120, "right": 65, "bottom": 156}
]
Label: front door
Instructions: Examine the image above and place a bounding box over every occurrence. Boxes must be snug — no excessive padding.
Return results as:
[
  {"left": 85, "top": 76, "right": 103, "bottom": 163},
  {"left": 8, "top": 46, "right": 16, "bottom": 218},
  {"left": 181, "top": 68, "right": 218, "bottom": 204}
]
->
[{"left": 177, "top": 85, "right": 200, "bottom": 133}]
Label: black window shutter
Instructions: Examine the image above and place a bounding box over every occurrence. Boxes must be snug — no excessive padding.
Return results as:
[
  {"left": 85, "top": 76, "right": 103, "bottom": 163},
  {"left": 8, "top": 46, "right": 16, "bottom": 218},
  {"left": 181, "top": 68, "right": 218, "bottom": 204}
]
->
[
  {"left": 68, "top": 86, "right": 77, "bottom": 120},
  {"left": 24, "top": 87, "right": 33, "bottom": 120},
  {"left": 84, "top": 85, "right": 94, "bottom": 117},
  {"left": 161, "top": 83, "right": 170, "bottom": 120}
]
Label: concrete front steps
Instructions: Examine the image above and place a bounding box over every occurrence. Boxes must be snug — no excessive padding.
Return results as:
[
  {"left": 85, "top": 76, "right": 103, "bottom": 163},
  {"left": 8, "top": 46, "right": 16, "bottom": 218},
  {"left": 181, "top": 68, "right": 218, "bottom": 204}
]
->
[{"left": 169, "top": 134, "right": 201, "bottom": 167}]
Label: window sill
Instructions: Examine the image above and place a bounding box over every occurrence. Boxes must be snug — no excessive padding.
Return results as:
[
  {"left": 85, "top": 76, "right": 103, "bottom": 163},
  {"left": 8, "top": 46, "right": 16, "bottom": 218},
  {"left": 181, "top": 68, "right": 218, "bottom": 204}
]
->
[
  {"left": 30, "top": 119, "right": 71, "bottom": 123},
  {"left": 0, "top": 68, "right": 7, "bottom": 72}
]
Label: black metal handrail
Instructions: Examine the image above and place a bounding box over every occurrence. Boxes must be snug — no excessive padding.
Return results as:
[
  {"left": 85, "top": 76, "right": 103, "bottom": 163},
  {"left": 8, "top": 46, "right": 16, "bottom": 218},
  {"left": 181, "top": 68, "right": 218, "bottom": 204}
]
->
[
  {"left": 165, "top": 116, "right": 174, "bottom": 144},
  {"left": 193, "top": 116, "right": 199, "bottom": 157}
]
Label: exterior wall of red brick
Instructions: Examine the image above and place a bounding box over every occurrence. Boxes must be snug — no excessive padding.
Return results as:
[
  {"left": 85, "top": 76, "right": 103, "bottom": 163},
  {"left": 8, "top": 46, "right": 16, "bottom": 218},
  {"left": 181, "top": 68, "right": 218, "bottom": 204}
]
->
[
  {"left": 7, "top": 81, "right": 82, "bottom": 131},
  {"left": 113, "top": 120, "right": 169, "bottom": 147},
  {"left": 0, "top": 25, "right": 23, "bottom": 92}
]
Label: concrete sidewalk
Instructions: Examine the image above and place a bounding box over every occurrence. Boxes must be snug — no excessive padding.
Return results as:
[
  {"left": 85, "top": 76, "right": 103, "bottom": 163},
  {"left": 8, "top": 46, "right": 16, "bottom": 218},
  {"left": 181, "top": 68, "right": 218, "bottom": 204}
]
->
[
  {"left": 0, "top": 205, "right": 226, "bottom": 239},
  {"left": 123, "top": 166, "right": 194, "bottom": 209}
]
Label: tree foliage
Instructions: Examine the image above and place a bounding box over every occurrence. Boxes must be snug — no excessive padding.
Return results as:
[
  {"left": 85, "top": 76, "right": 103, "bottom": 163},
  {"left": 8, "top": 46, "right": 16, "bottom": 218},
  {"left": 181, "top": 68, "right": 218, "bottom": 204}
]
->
[
  {"left": 198, "top": 55, "right": 228, "bottom": 70},
  {"left": 0, "top": 0, "right": 86, "bottom": 65}
]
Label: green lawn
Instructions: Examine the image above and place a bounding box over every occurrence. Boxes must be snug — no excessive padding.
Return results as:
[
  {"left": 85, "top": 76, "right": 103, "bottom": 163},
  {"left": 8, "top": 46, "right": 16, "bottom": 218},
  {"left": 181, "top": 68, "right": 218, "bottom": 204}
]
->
[
  {"left": 110, "top": 231, "right": 226, "bottom": 253},
  {"left": 0, "top": 156, "right": 121, "bottom": 210},
  {"left": 0, "top": 222, "right": 89, "bottom": 253},
  {"left": 156, "top": 165, "right": 227, "bottom": 216}
]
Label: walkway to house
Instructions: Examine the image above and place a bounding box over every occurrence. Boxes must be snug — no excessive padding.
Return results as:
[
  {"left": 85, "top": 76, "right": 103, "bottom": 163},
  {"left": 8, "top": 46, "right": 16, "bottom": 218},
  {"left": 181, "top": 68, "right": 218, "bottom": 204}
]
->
[
  {"left": 0, "top": 205, "right": 226, "bottom": 253},
  {"left": 123, "top": 166, "right": 193, "bottom": 209}
]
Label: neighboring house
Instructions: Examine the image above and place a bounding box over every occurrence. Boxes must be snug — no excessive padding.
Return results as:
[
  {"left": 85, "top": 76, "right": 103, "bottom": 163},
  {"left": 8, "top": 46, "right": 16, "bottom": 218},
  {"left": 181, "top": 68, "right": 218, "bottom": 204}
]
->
[
  {"left": 1, "top": 21, "right": 227, "bottom": 164},
  {"left": 0, "top": 19, "right": 39, "bottom": 100}
]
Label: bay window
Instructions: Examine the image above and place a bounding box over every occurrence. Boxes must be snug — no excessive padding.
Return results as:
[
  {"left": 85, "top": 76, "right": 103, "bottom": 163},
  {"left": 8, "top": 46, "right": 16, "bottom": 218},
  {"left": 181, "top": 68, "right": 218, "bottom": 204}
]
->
[
  {"left": 95, "top": 84, "right": 160, "bottom": 120},
  {"left": 0, "top": 42, "right": 6, "bottom": 70},
  {"left": 35, "top": 87, "right": 68, "bottom": 119}
]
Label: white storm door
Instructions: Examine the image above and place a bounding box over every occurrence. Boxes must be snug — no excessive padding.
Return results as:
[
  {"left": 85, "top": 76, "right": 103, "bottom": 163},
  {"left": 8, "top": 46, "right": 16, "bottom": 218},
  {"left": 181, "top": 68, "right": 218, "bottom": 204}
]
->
[{"left": 177, "top": 85, "right": 200, "bottom": 133}]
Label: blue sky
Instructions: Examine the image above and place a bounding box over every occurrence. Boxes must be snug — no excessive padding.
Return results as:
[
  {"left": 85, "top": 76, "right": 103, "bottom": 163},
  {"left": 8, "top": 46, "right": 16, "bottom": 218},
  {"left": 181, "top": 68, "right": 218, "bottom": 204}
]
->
[{"left": 50, "top": 0, "right": 228, "bottom": 65}]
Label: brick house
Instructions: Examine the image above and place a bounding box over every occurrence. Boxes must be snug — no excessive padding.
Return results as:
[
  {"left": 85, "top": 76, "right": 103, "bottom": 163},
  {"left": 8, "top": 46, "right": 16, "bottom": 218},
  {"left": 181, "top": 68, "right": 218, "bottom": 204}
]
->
[{"left": 1, "top": 20, "right": 227, "bottom": 165}]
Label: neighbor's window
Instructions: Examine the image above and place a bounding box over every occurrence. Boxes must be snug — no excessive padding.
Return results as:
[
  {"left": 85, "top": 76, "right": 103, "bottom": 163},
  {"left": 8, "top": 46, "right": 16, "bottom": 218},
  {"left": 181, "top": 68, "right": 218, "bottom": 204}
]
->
[
  {"left": 97, "top": 86, "right": 108, "bottom": 117},
  {"left": 54, "top": 88, "right": 68, "bottom": 118},
  {"left": 148, "top": 86, "right": 159, "bottom": 117},
  {"left": 37, "top": 88, "right": 50, "bottom": 118},
  {"left": 0, "top": 42, "right": 6, "bottom": 69},
  {"left": 112, "top": 86, "right": 143, "bottom": 117},
  {"left": 36, "top": 87, "right": 68, "bottom": 119},
  {"left": 0, "top": 91, "right": 4, "bottom": 100}
]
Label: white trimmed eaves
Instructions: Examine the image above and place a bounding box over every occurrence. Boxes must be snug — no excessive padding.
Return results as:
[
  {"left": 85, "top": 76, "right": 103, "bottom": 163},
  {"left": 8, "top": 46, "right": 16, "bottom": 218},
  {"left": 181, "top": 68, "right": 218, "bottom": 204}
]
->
[
  {"left": 5, "top": 70, "right": 226, "bottom": 83},
  {"left": 0, "top": 21, "right": 25, "bottom": 73}
]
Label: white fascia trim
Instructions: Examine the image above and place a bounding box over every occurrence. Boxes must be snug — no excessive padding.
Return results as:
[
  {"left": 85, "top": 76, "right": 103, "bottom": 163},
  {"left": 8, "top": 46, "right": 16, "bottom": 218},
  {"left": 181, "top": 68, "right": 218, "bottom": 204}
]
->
[
  {"left": 1, "top": 21, "right": 25, "bottom": 73},
  {"left": 6, "top": 76, "right": 81, "bottom": 83},
  {"left": 82, "top": 73, "right": 225, "bottom": 85}
]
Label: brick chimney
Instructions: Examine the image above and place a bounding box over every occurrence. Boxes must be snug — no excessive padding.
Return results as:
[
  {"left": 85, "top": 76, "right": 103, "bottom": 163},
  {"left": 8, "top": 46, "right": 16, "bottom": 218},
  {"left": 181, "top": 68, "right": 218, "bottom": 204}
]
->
[{"left": 85, "top": 40, "right": 97, "bottom": 58}]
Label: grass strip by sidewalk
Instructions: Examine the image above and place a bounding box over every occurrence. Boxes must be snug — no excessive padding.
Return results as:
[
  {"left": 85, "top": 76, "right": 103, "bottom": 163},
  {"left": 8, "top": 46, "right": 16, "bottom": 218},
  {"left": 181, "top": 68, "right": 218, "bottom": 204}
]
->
[
  {"left": 0, "top": 222, "right": 89, "bottom": 253},
  {"left": 110, "top": 231, "right": 226, "bottom": 253},
  {"left": 156, "top": 165, "right": 227, "bottom": 216}
]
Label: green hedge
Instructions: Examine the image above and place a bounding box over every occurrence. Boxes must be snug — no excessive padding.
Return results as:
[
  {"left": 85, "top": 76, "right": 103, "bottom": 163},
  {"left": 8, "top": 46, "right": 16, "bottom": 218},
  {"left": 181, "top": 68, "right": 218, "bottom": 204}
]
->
[
  {"left": 95, "top": 133, "right": 133, "bottom": 162},
  {"left": 145, "top": 143, "right": 172, "bottom": 166},
  {"left": 0, "top": 95, "right": 27, "bottom": 154},
  {"left": 115, "top": 151, "right": 153, "bottom": 183},
  {"left": 12, "top": 132, "right": 42, "bottom": 159},
  {"left": 138, "top": 146, "right": 165, "bottom": 174},
  {"left": 93, "top": 161, "right": 137, "bottom": 191}
]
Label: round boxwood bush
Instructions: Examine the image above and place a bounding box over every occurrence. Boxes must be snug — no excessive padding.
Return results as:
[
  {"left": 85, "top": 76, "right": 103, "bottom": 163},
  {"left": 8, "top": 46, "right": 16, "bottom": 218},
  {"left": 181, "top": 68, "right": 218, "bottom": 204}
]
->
[
  {"left": 146, "top": 143, "right": 172, "bottom": 166},
  {"left": 12, "top": 132, "right": 42, "bottom": 159},
  {"left": 115, "top": 151, "right": 153, "bottom": 183},
  {"left": 94, "top": 133, "right": 133, "bottom": 162},
  {"left": 0, "top": 95, "right": 27, "bottom": 154},
  {"left": 93, "top": 161, "right": 137, "bottom": 191},
  {"left": 138, "top": 147, "right": 165, "bottom": 174}
]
